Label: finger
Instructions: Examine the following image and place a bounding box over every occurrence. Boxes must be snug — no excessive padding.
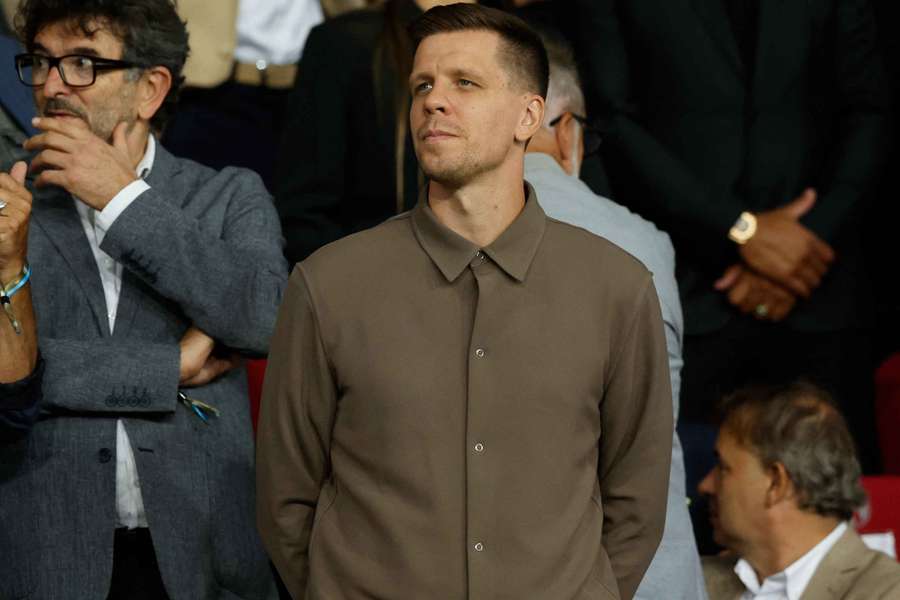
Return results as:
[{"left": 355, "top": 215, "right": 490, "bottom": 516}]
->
[
  {"left": 32, "top": 115, "right": 91, "bottom": 138},
  {"left": 781, "top": 275, "right": 811, "bottom": 299},
  {"left": 784, "top": 188, "right": 817, "bottom": 219},
  {"left": 23, "top": 130, "right": 78, "bottom": 153},
  {"left": 804, "top": 252, "right": 829, "bottom": 279},
  {"left": 714, "top": 264, "right": 743, "bottom": 291},
  {"left": 809, "top": 236, "right": 835, "bottom": 264},
  {"left": 727, "top": 277, "right": 750, "bottom": 308},
  {"left": 112, "top": 122, "right": 130, "bottom": 154},
  {"left": 10, "top": 162, "right": 27, "bottom": 186},
  {"left": 29, "top": 149, "right": 70, "bottom": 174},
  {"left": 795, "top": 265, "right": 822, "bottom": 291},
  {"left": 34, "top": 168, "right": 68, "bottom": 189}
]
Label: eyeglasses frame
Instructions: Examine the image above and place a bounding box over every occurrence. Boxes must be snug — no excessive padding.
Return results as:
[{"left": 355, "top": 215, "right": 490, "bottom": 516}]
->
[{"left": 14, "top": 52, "right": 144, "bottom": 88}]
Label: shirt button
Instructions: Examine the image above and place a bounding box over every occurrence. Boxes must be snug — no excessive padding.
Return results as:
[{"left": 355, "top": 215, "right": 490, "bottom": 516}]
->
[
  {"left": 474, "top": 442, "right": 485, "bottom": 453},
  {"left": 475, "top": 250, "right": 484, "bottom": 259},
  {"left": 475, "top": 348, "right": 485, "bottom": 358},
  {"left": 98, "top": 448, "right": 113, "bottom": 463},
  {"left": 474, "top": 542, "right": 484, "bottom": 552}
]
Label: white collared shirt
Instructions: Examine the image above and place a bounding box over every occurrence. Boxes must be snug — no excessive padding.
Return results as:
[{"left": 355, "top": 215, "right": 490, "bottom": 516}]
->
[
  {"left": 735, "top": 522, "right": 848, "bottom": 600},
  {"left": 74, "top": 136, "right": 154, "bottom": 529},
  {"left": 234, "top": 0, "right": 323, "bottom": 66}
]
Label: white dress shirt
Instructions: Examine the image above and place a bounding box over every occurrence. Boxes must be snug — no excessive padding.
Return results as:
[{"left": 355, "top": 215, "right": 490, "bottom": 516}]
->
[
  {"left": 735, "top": 522, "right": 848, "bottom": 600},
  {"left": 234, "top": 0, "right": 323, "bottom": 66},
  {"left": 74, "top": 137, "right": 154, "bottom": 529}
]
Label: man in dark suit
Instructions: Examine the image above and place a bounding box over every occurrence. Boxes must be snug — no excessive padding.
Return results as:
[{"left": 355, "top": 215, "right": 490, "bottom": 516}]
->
[
  {"left": 572, "top": 0, "right": 890, "bottom": 487},
  {"left": 0, "top": 1, "right": 287, "bottom": 598}
]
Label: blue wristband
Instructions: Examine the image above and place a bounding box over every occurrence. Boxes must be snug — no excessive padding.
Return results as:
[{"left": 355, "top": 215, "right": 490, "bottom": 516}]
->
[{"left": 2, "top": 264, "right": 31, "bottom": 298}]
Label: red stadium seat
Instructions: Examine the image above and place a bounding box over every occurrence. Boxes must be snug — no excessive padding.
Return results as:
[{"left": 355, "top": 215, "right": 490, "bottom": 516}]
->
[
  {"left": 875, "top": 354, "right": 900, "bottom": 474},
  {"left": 857, "top": 475, "right": 900, "bottom": 559},
  {"left": 246, "top": 358, "right": 268, "bottom": 435}
]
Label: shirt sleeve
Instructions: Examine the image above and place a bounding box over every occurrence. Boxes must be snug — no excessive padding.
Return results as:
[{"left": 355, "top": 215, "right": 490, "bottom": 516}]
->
[
  {"left": 94, "top": 179, "right": 151, "bottom": 237},
  {"left": 0, "top": 356, "right": 44, "bottom": 442},
  {"left": 256, "top": 266, "right": 338, "bottom": 600},
  {"left": 599, "top": 277, "right": 674, "bottom": 600}
]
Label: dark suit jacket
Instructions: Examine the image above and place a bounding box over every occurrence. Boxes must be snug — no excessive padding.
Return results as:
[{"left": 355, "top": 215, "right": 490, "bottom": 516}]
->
[
  {"left": 274, "top": 1, "right": 422, "bottom": 265},
  {"left": 572, "top": 0, "right": 891, "bottom": 335},
  {"left": 0, "top": 143, "right": 287, "bottom": 599},
  {"left": 702, "top": 528, "right": 900, "bottom": 599}
]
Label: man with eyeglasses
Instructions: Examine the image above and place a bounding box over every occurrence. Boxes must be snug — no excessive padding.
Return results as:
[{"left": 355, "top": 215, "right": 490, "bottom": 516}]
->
[
  {"left": 0, "top": 1, "right": 287, "bottom": 599},
  {"left": 524, "top": 33, "right": 709, "bottom": 600}
]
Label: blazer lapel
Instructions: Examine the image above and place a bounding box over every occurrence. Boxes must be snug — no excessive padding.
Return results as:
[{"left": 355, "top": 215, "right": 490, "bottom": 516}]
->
[
  {"left": 31, "top": 190, "right": 111, "bottom": 337},
  {"left": 692, "top": 0, "right": 744, "bottom": 78},
  {"left": 800, "top": 529, "right": 867, "bottom": 600},
  {"left": 752, "top": 0, "right": 811, "bottom": 105}
]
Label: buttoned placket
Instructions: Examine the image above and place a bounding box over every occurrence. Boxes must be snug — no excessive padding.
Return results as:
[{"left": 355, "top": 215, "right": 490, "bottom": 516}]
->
[{"left": 465, "top": 247, "right": 497, "bottom": 598}]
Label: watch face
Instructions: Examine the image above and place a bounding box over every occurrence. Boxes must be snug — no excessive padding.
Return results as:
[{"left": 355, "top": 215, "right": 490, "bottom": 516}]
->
[{"left": 735, "top": 219, "right": 751, "bottom": 233}]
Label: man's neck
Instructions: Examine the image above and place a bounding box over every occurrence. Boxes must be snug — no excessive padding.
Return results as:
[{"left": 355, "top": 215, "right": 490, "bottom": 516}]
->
[
  {"left": 428, "top": 170, "right": 526, "bottom": 248},
  {"left": 743, "top": 515, "right": 841, "bottom": 581}
]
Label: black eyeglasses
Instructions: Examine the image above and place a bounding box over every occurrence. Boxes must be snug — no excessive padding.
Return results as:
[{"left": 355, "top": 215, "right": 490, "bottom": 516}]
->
[
  {"left": 549, "top": 112, "right": 603, "bottom": 156},
  {"left": 15, "top": 53, "right": 143, "bottom": 88}
]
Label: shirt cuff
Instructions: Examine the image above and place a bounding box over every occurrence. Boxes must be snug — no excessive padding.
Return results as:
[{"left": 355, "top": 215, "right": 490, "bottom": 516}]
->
[
  {"left": 95, "top": 179, "right": 151, "bottom": 236},
  {"left": 0, "top": 355, "right": 44, "bottom": 410}
]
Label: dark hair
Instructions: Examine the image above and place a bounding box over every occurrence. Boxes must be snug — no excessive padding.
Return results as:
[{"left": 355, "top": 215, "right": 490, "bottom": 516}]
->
[
  {"left": 719, "top": 381, "right": 867, "bottom": 521},
  {"left": 408, "top": 3, "right": 549, "bottom": 99},
  {"left": 15, "top": 0, "right": 189, "bottom": 132}
]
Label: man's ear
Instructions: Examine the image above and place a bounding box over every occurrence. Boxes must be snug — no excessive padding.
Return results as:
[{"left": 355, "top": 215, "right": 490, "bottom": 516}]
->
[
  {"left": 764, "top": 462, "right": 794, "bottom": 508},
  {"left": 136, "top": 66, "right": 173, "bottom": 124},
  {"left": 515, "top": 94, "right": 545, "bottom": 144}
]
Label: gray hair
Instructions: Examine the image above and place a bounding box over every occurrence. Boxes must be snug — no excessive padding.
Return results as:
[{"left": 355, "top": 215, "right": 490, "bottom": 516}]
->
[
  {"left": 720, "top": 381, "right": 867, "bottom": 521},
  {"left": 539, "top": 31, "right": 585, "bottom": 127}
]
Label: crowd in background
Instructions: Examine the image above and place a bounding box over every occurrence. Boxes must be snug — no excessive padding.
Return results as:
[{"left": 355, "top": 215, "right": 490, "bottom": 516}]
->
[{"left": 1, "top": 0, "right": 899, "bottom": 598}]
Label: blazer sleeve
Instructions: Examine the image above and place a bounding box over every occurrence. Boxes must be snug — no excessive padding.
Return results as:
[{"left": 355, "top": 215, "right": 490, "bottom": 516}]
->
[
  {"left": 800, "top": 0, "right": 891, "bottom": 241},
  {"left": 37, "top": 337, "right": 180, "bottom": 414},
  {"left": 572, "top": 0, "right": 744, "bottom": 256},
  {"left": 256, "top": 267, "right": 338, "bottom": 600},
  {"left": 0, "top": 357, "right": 43, "bottom": 442},
  {"left": 599, "top": 276, "right": 673, "bottom": 600},
  {"left": 99, "top": 172, "right": 289, "bottom": 355},
  {"left": 274, "top": 24, "right": 352, "bottom": 265}
]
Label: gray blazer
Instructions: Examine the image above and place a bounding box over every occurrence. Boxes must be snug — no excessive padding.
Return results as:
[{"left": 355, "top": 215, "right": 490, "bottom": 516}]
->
[
  {"left": 703, "top": 528, "right": 900, "bottom": 599},
  {"left": 0, "top": 143, "right": 288, "bottom": 599},
  {"left": 526, "top": 153, "right": 708, "bottom": 600}
]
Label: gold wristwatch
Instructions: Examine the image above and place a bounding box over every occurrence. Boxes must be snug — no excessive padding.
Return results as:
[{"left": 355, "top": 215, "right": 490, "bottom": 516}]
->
[{"left": 728, "top": 211, "right": 757, "bottom": 244}]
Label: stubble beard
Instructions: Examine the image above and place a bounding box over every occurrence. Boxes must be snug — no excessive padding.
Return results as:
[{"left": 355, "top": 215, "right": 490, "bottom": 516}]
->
[{"left": 41, "top": 84, "right": 137, "bottom": 142}]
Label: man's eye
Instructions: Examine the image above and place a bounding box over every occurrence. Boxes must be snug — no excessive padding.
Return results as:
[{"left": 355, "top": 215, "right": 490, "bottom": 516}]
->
[
  {"left": 74, "top": 56, "right": 93, "bottom": 69},
  {"left": 458, "top": 79, "right": 474, "bottom": 87},
  {"left": 414, "top": 82, "right": 432, "bottom": 94}
]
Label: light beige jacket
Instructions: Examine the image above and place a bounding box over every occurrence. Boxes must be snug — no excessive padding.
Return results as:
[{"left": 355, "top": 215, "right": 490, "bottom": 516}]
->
[{"left": 703, "top": 529, "right": 900, "bottom": 600}]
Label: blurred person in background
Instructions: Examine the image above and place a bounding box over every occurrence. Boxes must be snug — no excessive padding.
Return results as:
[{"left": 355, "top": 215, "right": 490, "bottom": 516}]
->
[
  {"left": 524, "top": 32, "right": 707, "bottom": 600},
  {"left": 162, "top": 0, "right": 324, "bottom": 190},
  {"left": 274, "top": 0, "right": 476, "bottom": 266},
  {"left": 700, "top": 382, "right": 900, "bottom": 599},
  {"left": 571, "top": 0, "right": 891, "bottom": 553}
]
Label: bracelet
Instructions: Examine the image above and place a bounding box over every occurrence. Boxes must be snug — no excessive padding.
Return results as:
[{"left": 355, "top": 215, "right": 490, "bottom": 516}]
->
[{"left": 1, "top": 263, "right": 31, "bottom": 298}]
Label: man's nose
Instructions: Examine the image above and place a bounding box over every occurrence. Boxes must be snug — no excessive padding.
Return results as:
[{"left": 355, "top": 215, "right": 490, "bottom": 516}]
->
[
  {"left": 423, "top": 85, "right": 447, "bottom": 114},
  {"left": 697, "top": 469, "right": 715, "bottom": 496},
  {"left": 41, "top": 63, "right": 70, "bottom": 97}
]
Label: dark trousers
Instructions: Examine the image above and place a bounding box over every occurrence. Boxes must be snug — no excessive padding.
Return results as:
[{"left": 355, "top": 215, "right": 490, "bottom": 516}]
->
[
  {"left": 679, "top": 318, "right": 880, "bottom": 553},
  {"left": 162, "top": 81, "right": 291, "bottom": 192},
  {"left": 106, "top": 528, "right": 170, "bottom": 600}
]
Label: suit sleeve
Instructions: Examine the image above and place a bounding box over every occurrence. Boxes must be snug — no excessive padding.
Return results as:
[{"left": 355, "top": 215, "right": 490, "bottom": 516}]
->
[
  {"left": 800, "top": 0, "right": 891, "bottom": 241},
  {"left": 99, "top": 171, "right": 289, "bottom": 355},
  {"left": 256, "top": 267, "right": 338, "bottom": 600},
  {"left": 274, "top": 24, "right": 352, "bottom": 265},
  {"left": 36, "top": 337, "right": 180, "bottom": 414},
  {"left": 0, "top": 358, "right": 43, "bottom": 442},
  {"left": 599, "top": 276, "right": 673, "bottom": 600}
]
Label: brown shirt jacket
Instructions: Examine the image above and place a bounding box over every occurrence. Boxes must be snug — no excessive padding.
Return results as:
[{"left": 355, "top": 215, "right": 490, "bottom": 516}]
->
[{"left": 257, "top": 187, "right": 673, "bottom": 600}]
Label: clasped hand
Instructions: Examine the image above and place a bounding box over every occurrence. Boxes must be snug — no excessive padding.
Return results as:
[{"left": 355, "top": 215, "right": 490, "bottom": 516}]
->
[
  {"left": 716, "top": 189, "right": 835, "bottom": 321},
  {"left": 24, "top": 116, "right": 137, "bottom": 210}
]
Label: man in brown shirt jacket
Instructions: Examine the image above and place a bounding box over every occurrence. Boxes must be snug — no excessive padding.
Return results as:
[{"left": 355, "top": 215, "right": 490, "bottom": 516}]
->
[{"left": 256, "top": 5, "right": 673, "bottom": 599}]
